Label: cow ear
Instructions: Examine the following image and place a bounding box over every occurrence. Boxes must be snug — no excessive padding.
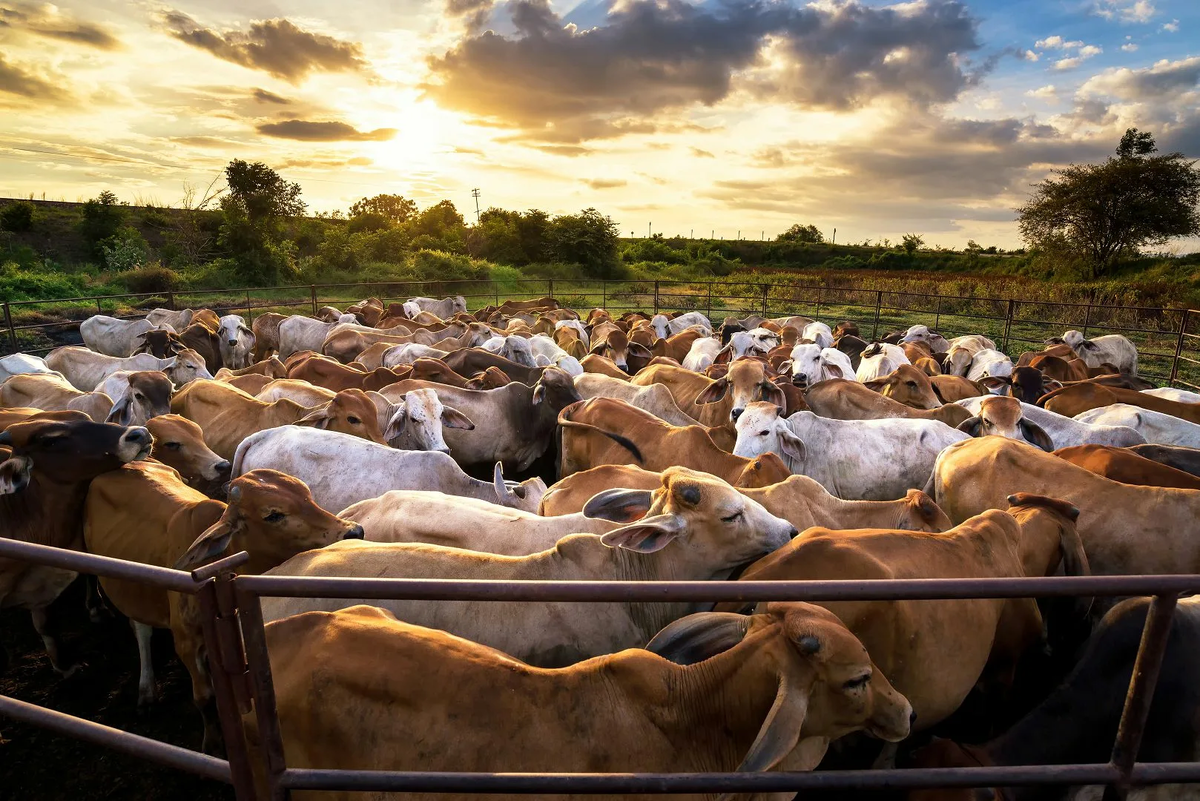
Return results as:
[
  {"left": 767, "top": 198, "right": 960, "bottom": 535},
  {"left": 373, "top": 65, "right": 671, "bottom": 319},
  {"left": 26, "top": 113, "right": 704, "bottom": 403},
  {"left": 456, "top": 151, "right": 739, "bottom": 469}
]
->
[
  {"left": 778, "top": 428, "right": 806, "bottom": 462},
  {"left": 600, "top": 513, "right": 686, "bottom": 553},
  {"left": 713, "top": 344, "right": 734, "bottom": 365},
  {"left": 695, "top": 377, "right": 730, "bottom": 405},
  {"left": 824, "top": 362, "right": 844, "bottom": 379},
  {"left": 589, "top": 341, "right": 607, "bottom": 355},
  {"left": 863, "top": 378, "right": 887, "bottom": 392},
  {"left": 759, "top": 380, "right": 785, "bottom": 407},
  {"left": 531, "top": 383, "right": 546, "bottom": 405},
  {"left": 105, "top": 396, "right": 134, "bottom": 426},
  {"left": 956, "top": 416, "right": 983, "bottom": 437},
  {"left": 535, "top": 354, "right": 552, "bottom": 367},
  {"left": 174, "top": 511, "right": 239, "bottom": 570},
  {"left": 646, "top": 612, "right": 750, "bottom": 665},
  {"left": 0, "top": 455, "right": 33, "bottom": 495},
  {"left": 583, "top": 488, "right": 654, "bottom": 522},
  {"left": 296, "top": 405, "right": 332, "bottom": 429},
  {"left": 735, "top": 670, "right": 812, "bottom": 774},
  {"left": 383, "top": 405, "right": 407, "bottom": 441},
  {"left": 628, "top": 342, "right": 652, "bottom": 358},
  {"left": 1020, "top": 419, "right": 1055, "bottom": 452},
  {"left": 441, "top": 406, "right": 475, "bottom": 430},
  {"left": 777, "top": 359, "right": 793, "bottom": 375}
]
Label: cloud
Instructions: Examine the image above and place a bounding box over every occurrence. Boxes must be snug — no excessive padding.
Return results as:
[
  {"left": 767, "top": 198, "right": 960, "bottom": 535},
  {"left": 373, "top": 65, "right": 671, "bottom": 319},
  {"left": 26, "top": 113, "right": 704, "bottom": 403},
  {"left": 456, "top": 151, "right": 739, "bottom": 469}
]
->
[
  {"left": 1093, "top": 0, "right": 1156, "bottom": 23},
  {"left": 690, "top": 147, "right": 715, "bottom": 158},
  {"left": 1122, "top": 42, "right": 1138, "bottom": 51},
  {"left": 1035, "top": 36, "right": 1083, "bottom": 49},
  {"left": 532, "top": 144, "right": 593, "bottom": 156},
  {"left": 445, "top": 0, "right": 494, "bottom": 31},
  {"left": 1026, "top": 84, "right": 1058, "bottom": 101},
  {"left": 160, "top": 11, "right": 367, "bottom": 83},
  {"left": 253, "top": 88, "right": 290, "bottom": 104},
  {"left": 0, "top": 54, "right": 68, "bottom": 101},
  {"left": 1053, "top": 46, "right": 1101, "bottom": 71},
  {"left": 1022, "top": 50, "right": 1039, "bottom": 62},
  {"left": 424, "top": 0, "right": 985, "bottom": 142},
  {"left": 255, "top": 119, "right": 397, "bottom": 141},
  {"left": 1161, "top": 19, "right": 1178, "bottom": 32},
  {"left": 1079, "top": 56, "right": 1200, "bottom": 100},
  {"left": 0, "top": 2, "right": 121, "bottom": 50},
  {"left": 583, "top": 178, "right": 627, "bottom": 189}
]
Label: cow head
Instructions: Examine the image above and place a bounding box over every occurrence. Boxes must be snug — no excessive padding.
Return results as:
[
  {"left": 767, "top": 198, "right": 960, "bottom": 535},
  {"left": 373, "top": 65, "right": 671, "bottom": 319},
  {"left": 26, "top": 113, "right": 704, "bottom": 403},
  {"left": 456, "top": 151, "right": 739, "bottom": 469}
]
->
[
  {"left": 801, "top": 323, "right": 833, "bottom": 350},
  {"left": 898, "top": 489, "right": 953, "bottom": 532},
  {"left": 531, "top": 367, "right": 582, "bottom": 411},
  {"left": 174, "top": 469, "right": 364, "bottom": 573},
  {"left": 945, "top": 347, "right": 974, "bottom": 377},
  {"left": 162, "top": 348, "right": 214, "bottom": 386},
  {"left": 483, "top": 335, "right": 536, "bottom": 367},
  {"left": 864, "top": 364, "right": 941, "bottom": 410},
  {"left": 582, "top": 465, "right": 796, "bottom": 567},
  {"left": 781, "top": 344, "right": 853, "bottom": 389},
  {"left": 134, "top": 328, "right": 185, "bottom": 358},
  {"left": 146, "top": 414, "right": 230, "bottom": 484},
  {"left": 695, "top": 359, "right": 785, "bottom": 422},
  {"left": 733, "top": 402, "right": 805, "bottom": 466},
  {"left": 0, "top": 419, "right": 151, "bottom": 494},
  {"left": 956, "top": 396, "right": 1054, "bottom": 452},
  {"left": 297, "top": 389, "right": 388, "bottom": 444},
  {"left": 1010, "top": 366, "right": 1060, "bottom": 404},
  {"left": 106, "top": 371, "right": 174, "bottom": 426},
  {"left": 384, "top": 389, "right": 475, "bottom": 453},
  {"left": 647, "top": 603, "right": 911, "bottom": 771},
  {"left": 589, "top": 325, "right": 650, "bottom": 372}
]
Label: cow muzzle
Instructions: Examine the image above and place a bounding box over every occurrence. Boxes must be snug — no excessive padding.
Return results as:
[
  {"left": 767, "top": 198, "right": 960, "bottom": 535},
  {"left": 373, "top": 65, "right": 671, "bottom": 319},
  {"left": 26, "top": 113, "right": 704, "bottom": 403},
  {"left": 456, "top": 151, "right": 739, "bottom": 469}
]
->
[{"left": 342, "top": 525, "right": 365, "bottom": 540}]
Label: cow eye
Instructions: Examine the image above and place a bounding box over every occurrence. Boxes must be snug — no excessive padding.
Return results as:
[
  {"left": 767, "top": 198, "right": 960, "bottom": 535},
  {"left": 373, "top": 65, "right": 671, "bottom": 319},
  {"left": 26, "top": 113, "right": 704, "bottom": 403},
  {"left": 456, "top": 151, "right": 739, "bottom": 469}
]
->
[
  {"left": 721, "top": 510, "right": 744, "bottom": 523},
  {"left": 905, "top": 381, "right": 917, "bottom": 389},
  {"left": 347, "top": 416, "right": 361, "bottom": 425},
  {"left": 164, "top": 442, "right": 182, "bottom": 451},
  {"left": 263, "top": 511, "right": 285, "bottom": 523},
  {"left": 843, "top": 673, "right": 871, "bottom": 690},
  {"left": 758, "top": 430, "right": 770, "bottom": 436}
]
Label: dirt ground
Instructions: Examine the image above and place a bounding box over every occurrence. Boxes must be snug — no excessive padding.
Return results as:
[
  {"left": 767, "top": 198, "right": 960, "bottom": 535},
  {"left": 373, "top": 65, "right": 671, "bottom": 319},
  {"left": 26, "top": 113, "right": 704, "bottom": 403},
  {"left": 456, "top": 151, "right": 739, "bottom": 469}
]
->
[{"left": 0, "top": 581, "right": 233, "bottom": 801}]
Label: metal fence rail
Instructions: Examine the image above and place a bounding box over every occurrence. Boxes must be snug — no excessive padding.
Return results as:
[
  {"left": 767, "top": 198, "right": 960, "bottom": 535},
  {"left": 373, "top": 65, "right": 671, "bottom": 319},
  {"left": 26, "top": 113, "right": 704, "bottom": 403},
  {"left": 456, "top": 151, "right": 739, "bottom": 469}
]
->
[{"left": 4, "top": 277, "right": 1200, "bottom": 388}]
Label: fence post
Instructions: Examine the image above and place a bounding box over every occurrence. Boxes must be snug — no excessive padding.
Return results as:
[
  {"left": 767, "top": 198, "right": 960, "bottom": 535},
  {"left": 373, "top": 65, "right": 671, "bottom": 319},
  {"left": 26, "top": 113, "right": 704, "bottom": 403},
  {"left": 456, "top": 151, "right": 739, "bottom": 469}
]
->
[
  {"left": 1002, "top": 299, "right": 1016, "bottom": 353},
  {"left": 1169, "top": 309, "right": 1189, "bottom": 386},
  {"left": 602, "top": 281, "right": 607, "bottom": 311},
  {"left": 760, "top": 284, "right": 768, "bottom": 317},
  {"left": 548, "top": 279, "right": 554, "bottom": 300},
  {"left": 871, "top": 290, "right": 883, "bottom": 340},
  {"left": 245, "top": 291, "right": 253, "bottom": 322},
  {"left": 934, "top": 296, "right": 942, "bottom": 332},
  {"left": 166, "top": 290, "right": 176, "bottom": 311},
  {"left": 653, "top": 281, "right": 660, "bottom": 315},
  {"left": 706, "top": 282, "right": 713, "bottom": 320},
  {"left": 310, "top": 285, "right": 318, "bottom": 316},
  {"left": 3, "top": 302, "right": 15, "bottom": 351},
  {"left": 1082, "top": 297, "right": 1093, "bottom": 338},
  {"left": 814, "top": 286, "right": 822, "bottom": 321}
]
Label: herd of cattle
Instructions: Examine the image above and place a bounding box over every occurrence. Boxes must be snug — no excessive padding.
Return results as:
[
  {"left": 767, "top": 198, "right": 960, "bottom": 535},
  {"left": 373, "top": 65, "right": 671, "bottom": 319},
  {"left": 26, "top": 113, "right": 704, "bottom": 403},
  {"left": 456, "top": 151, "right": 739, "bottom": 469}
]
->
[{"left": 4, "top": 294, "right": 1200, "bottom": 799}]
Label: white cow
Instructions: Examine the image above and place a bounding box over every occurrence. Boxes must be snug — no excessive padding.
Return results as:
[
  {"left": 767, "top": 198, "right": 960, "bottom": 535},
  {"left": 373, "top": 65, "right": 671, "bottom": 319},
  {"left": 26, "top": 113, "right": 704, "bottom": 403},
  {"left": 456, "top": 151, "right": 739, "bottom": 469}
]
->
[
  {"left": 277, "top": 314, "right": 357, "bottom": 358},
  {"left": 80, "top": 316, "right": 175, "bottom": 358},
  {"left": 232, "top": 427, "right": 546, "bottom": 514},
  {"left": 801, "top": 322, "right": 834, "bottom": 349},
  {"left": 856, "top": 343, "right": 910, "bottom": 383},
  {"left": 45, "top": 346, "right": 212, "bottom": 391},
  {"left": 529, "top": 334, "right": 584, "bottom": 376},
  {"left": 945, "top": 335, "right": 997, "bottom": 377},
  {"left": 966, "top": 348, "right": 1014, "bottom": 394},
  {"left": 1062, "top": 331, "right": 1138, "bottom": 375},
  {"left": 733, "top": 403, "right": 968, "bottom": 500},
  {"left": 1143, "top": 388, "right": 1200, "bottom": 404},
  {"left": 650, "top": 312, "right": 713, "bottom": 339},
  {"left": 1074, "top": 404, "right": 1200, "bottom": 449},
  {"left": 382, "top": 344, "right": 450, "bottom": 368},
  {"left": 573, "top": 373, "right": 700, "bottom": 426},
  {"left": 345, "top": 491, "right": 619, "bottom": 555},
  {"left": 901, "top": 325, "right": 950, "bottom": 353},
  {"left": 725, "top": 328, "right": 780, "bottom": 360},
  {"left": 406, "top": 296, "right": 468, "bottom": 319},
  {"left": 0, "top": 353, "right": 55, "bottom": 383},
  {"left": 384, "top": 389, "right": 476, "bottom": 453},
  {"left": 956, "top": 396, "right": 1145, "bottom": 448},
  {"left": 216, "top": 315, "right": 256, "bottom": 370},
  {"left": 782, "top": 344, "right": 855, "bottom": 388},
  {"left": 482, "top": 335, "right": 536, "bottom": 367},
  {"left": 682, "top": 337, "right": 722, "bottom": 372},
  {"left": 145, "top": 308, "right": 194, "bottom": 330}
]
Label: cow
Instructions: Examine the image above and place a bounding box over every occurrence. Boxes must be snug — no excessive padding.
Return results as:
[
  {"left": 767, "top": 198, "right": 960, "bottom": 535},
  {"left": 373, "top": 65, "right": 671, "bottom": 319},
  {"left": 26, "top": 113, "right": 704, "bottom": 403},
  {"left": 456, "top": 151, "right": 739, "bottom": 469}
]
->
[
  {"left": 79, "top": 315, "right": 175, "bottom": 357},
  {"left": 956, "top": 395, "right": 1055, "bottom": 451},
  {"left": 171, "top": 380, "right": 387, "bottom": 460},
  {"left": 216, "top": 314, "right": 256, "bottom": 370},
  {"left": 856, "top": 343, "right": 911, "bottom": 383},
  {"left": 45, "top": 346, "right": 212, "bottom": 391},
  {"left": 0, "top": 353, "right": 55, "bottom": 383},
  {"left": 131, "top": 328, "right": 185, "bottom": 358},
  {"left": 177, "top": 320, "right": 223, "bottom": 373},
  {"left": 0, "top": 418, "right": 152, "bottom": 674},
  {"left": 406, "top": 295, "right": 468, "bottom": 319},
  {"left": 481, "top": 334, "right": 536, "bottom": 367},
  {"left": 1042, "top": 383, "right": 1200, "bottom": 425},
  {"left": 378, "top": 368, "right": 578, "bottom": 470},
  {"left": 315, "top": 305, "right": 344, "bottom": 322},
  {"left": 649, "top": 328, "right": 707, "bottom": 362},
  {"left": 1062, "top": 330, "right": 1138, "bottom": 375},
  {"left": 681, "top": 336, "right": 722, "bottom": 372},
  {"left": 1129, "top": 443, "right": 1200, "bottom": 478},
  {"left": 213, "top": 357, "right": 287, "bottom": 381},
  {"left": 259, "top": 466, "right": 798, "bottom": 666},
  {"left": 322, "top": 322, "right": 490, "bottom": 364},
  {"left": 528, "top": 334, "right": 583, "bottom": 376},
  {"left": 84, "top": 464, "right": 363, "bottom": 752},
  {"left": 1144, "top": 387, "right": 1200, "bottom": 404},
  {"left": 553, "top": 323, "right": 589, "bottom": 359},
  {"left": 0, "top": 373, "right": 113, "bottom": 422},
  {"left": 901, "top": 324, "right": 951, "bottom": 353},
  {"left": 276, "top": 313, "right": 358, "bottom": 358},
  {"left": 573, "top": 373, "right": 700, "bottom": 426},
  {"left": 145, "top": 308, "right": 195, "bottom": 331},
  {"left": 930, "top": 374, "right": 986, "bottom": 403},
  {"left": 1054, "top": 444, "right": 1200, "bottom": 490},
  {"left": 909, "top": 596, "right": 1200, "bottom": 801},
  {"left": 864, "top": 364, "right": 942, "bottom": 410},
  {"left": 589, "top": 322, "right": 651, "bottom": 372},
  {"left": 725, "top": 328, "right": 782, "bottom": 361},
  {"left": 250, "top": 602, "right": 910, "bottom": 800},
  {"left": 928, "top": 436, "right": 1200, "bottom": 578},
  {"left": 965, "top": 348, "right": 1014, "bottom": 394},
  {"left": 733, "top": 402, "right": 969, "bottom": 500},
  {"left": 631, "top": 360, "right": 785, "bottom": 429},
  {"left": 650, "top": 311, "right": 713, "bottom": 339},
  {"left": 249, "top": 312, "right": 287, "bottom": 361},
  {"left": 558, "top": 397, "right": 792, "bottom": 486},
  {"left": 378, "top": 388, "right": 475, "bottom": 452},
  {"left": 780, "top": 344, "right": 855, "bottom": 389},
  {"left": 1010, "top": 365, "right": 1058, "bottom": 404},
  {"left": 956, "top": 396, "right": 1145, "bottom": 448},
  {"left": 285, "top": 352, "right": 410, "bottom": 392},
  {"left": 144, "top": 414, "right": 230, "bottom": 486},
  {"left": 442, "top": 348, "right": 547, "bottom": 384},
  {"left": 232, "top": 427, "right": 545, "bottom": 514},
  {"left": 95, "top": 371, "right": 174, "bottom": 426},
  {"left": 1074, "top": 403, "right": 1200, "bottom": 448},
  {"left": 945, "top": 335, "right": 997, "bottom": 377},
  {"left": 719, "top": 496, "right": 1086, "bottom": 730},
  {"left": 806, "top": 379, "right": 973, "bottom": 427},
  {"left": 383, "top": 343, "right": 449, "bottom": 367}
]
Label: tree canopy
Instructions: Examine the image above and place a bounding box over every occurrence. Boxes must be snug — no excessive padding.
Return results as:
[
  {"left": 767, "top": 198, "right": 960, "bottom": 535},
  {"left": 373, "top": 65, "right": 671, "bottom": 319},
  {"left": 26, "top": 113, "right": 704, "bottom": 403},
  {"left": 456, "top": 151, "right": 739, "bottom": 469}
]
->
[
  {"left": 1017, "top": 128, "right": 1200, "bottom": 277},
  {"left": 776, "top": 223, "right": 825, "bottom": 244},
  {"left": 223, "top": 160, "right": 305, "bottom": 223},
  {"left": 350, "top": 194, "right": 417, "bottom": 225}
]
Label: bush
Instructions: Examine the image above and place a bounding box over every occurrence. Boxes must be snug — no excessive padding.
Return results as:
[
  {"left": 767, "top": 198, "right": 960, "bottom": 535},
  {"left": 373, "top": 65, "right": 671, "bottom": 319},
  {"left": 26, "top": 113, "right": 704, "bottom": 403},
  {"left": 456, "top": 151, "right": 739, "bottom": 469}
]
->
[
  {"left": 120, "top": 265, "right": 181, "bottom": 294},
  {"left": 102, "top": 226, "right": 150, "bottom": 271},
  {"left": 347, "top": 212, "right": 390, "bottom": 234},
  {"left": 79, "top": 191, "right": 125, "bottom": 259},
  {"left": 0, "top": 201, "right": 34, "bottom": 232},
  {"left": 353, "top": 227, "right": 409, "bottom": 264},
  {"left": 411, "top": 249, "right": 489, "bottom": 281},
  {"left": 0, "top": 261, "right": 90, "bottom": 301},
  {"left": 547, "top": 208, "right": 621, "bottom": 278},
  {"left": 621, "top": 238, "right": 688, "bottom": 265},
  {"left": 316, "top": 226, "right": 358, "bottom": 272}
]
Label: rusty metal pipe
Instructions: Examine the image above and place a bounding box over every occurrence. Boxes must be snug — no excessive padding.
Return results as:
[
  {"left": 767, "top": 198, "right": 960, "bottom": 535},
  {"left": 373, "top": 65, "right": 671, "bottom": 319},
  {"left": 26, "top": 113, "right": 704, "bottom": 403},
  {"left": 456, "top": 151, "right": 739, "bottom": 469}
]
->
[
  {"left": 236, "top": 574, "right": 1200, "bottom": 602},
  {"left": 190, "top": 550, "right": 251, "bottom": 582},
  {"left": 0, "top": 538, "right": 199, "bottom": 593},
  {"left": 0, "top": 694, "right": 232, "bottom": 783}
]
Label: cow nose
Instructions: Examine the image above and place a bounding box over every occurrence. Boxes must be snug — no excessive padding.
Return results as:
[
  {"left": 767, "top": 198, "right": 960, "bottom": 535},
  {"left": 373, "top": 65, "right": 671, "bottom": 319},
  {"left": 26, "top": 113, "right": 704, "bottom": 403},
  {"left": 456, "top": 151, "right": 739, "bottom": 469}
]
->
[
  {"left": 731, "top": 407, "right": 744, "bottom": 421},
  {"left": 909, "top": 709, "right": 918, "bottom": 726},
  {"left": 436, "top": 446, "right": 451, "bottom": 455},
  {"left": 343, "top": 525, "right": 365, "bottom": 540},
  {"left": 228, "top": 340, "right": 237, "bottom": 346},
  {"left": 124, "top": 427, "right": 151, "bottom": 444},
  {"left": 214, "top": 460, "right": 232, "bottom": 476},
  {"left": 787, "top": 526, "right": 799, "bottom": 539}
]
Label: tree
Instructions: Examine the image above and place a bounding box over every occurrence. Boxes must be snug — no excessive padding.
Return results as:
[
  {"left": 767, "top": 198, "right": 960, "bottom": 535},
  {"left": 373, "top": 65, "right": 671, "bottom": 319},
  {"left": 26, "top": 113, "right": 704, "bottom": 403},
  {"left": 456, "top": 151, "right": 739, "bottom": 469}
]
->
[
  {"left": 1017, "top": 128, "right": 1200, "bottom": 277},
  {"left": 0, "top": 201, "right": 34, "bottom": 232},
  {"left": 547, "top": 208, "right": 621, "bottom": 278},
  {"left": 223, "top": 160, "right": 305, "bottom": 224},
  {"left": 78, "top": 190, "right": 125, "bottom": 260},
  {"left": 350, "top": 194, "right": 416, "bottom": 225},
  {"left": 776, "top": 223, "right": 825, "bottom": 244},
  {"left": 901, "top": 233, "right": 924, "bottom": 255}
]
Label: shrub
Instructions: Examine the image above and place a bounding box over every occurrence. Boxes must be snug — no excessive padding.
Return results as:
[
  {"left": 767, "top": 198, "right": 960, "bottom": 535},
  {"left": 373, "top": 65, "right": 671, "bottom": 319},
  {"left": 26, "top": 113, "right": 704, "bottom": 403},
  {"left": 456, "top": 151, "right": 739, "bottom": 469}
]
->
[
  {"left": 120, "top": 265, "right": 181, "bottom": 294},
  {"left": 102, "top": 226, "right": 150, "bottom": 271},
  {"left": 347, "top": 212, "right": 390, "bottom": 234},
  {"left": 316, "top": 226, "right": 358, "bottom": 272},
  {"left": 79, "top": 191, "right": 125, "bottom": 259},
  {"left": 411, "top": 249, "right": 489, "bottom": 281},
  {"left": 0, "top": 201, "right": 34, "bottom": 232},
  {"left": 0, "top": 261, "right": 90, "bottom": 301},
  {"left": 547, "top": 208, "right": 621, "bottom": 278}
]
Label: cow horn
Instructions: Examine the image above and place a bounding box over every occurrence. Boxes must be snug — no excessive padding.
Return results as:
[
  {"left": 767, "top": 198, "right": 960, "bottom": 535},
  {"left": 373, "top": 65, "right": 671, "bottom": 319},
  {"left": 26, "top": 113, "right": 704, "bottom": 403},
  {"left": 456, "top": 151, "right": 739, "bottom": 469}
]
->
[
  {"left": 646, "top": 612, "right": 750, "bottom": 665},
  {"left": 0, "top": 431, "right": 11, "bottom": 446}
]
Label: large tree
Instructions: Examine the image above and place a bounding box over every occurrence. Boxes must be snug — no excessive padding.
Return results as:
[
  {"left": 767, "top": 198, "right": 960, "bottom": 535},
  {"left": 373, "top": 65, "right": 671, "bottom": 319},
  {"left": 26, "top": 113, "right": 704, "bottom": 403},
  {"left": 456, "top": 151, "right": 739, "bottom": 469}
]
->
[
  {"left": 350, "top": 194, "right": 416, "bottom": 225},
  {"left": 1017, "top": 128, "right": 1200, "bottom": 277},
  {"left": 776, "top": 223, "right": 825, "bottom": 244},
  {"left": 223, "top": 160, "right": 305, "bottom": 223}
]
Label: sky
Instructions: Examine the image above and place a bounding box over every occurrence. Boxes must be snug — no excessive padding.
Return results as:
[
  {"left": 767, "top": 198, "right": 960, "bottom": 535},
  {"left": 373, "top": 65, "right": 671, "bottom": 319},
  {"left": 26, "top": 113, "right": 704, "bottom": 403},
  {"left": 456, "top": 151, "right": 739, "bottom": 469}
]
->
[{"left": 0, "top": 0, "right": 1197, "bottom": 249}]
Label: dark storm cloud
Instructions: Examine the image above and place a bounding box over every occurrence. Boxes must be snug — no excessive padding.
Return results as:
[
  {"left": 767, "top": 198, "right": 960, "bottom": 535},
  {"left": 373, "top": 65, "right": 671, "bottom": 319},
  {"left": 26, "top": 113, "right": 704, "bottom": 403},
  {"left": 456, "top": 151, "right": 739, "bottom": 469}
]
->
[
  {"left": 255, "top": 119, "right": 397, "bottom": 141},
  {"left": 424, "top": 0, "right": 985, "bottom": 142},
  {"left": 161, "top": 11, "right": 367, "bottom": 83},
  {"left": 0, "top": 3, "right": 121, "bottom": 50}
]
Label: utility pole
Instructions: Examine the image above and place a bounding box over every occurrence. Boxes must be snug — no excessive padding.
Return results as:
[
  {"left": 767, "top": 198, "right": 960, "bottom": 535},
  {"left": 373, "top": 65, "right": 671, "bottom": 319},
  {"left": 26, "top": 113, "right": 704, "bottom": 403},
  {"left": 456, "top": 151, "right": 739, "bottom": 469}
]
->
[
  {"left": 690, "top": 229, "right": 693, "bottom": 239},
  {"left": 648, "top": 222, "right": 652, "bottom": 238},
  {"left": 832, "top": 227, "right": 836, "bottom": 245},
  {"left": 471, "top": 188, "right": 481, "bottom": 223}
]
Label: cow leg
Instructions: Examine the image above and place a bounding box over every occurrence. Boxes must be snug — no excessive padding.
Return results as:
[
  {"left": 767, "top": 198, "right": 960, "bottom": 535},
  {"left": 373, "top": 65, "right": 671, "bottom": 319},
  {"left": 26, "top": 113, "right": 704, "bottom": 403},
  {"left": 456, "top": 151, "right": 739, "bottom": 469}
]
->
[
  {"left": 178, "top": 634, "right": 222, "bottom": 755},
  {"left": 131, "top": 621, "right": 158, "bottom": 707},
  {"left": 85, "top": 575, "right": 112, "bottom": 622},
  {"left": 30, "top": 605, "right": 78, "bottom": 678}
]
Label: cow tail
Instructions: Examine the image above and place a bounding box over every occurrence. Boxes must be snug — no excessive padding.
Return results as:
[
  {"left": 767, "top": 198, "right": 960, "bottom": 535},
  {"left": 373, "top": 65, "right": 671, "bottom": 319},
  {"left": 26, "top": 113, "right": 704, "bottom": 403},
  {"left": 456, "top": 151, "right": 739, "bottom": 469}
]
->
[{"left": 556, "top": 418, "right": 645, "bottom": 463}]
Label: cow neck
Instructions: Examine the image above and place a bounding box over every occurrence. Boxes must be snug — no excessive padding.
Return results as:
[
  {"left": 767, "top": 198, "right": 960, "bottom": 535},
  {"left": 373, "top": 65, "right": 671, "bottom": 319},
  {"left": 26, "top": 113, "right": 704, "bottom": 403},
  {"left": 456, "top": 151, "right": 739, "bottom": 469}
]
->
[
  {"left": 2, "top": 473, "right": 90, "bottom": 549},
  {"left": 814, "top": 495, "right": 907, "bottom": 530},
  {"left": 598, "top": 540, "right": 708, "bottom": 643}
]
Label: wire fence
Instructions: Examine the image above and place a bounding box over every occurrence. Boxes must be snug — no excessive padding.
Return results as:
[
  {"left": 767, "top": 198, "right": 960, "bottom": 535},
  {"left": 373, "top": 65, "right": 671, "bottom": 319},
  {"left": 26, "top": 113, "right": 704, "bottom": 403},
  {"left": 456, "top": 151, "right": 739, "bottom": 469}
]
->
[{"left": 4, "top": 278, "right": 1200, "bottom": 388}]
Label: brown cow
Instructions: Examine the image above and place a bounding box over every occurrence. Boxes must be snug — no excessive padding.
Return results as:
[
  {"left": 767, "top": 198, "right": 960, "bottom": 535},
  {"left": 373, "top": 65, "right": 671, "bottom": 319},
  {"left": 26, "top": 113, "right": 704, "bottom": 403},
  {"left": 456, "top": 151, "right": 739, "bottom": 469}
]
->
[
  {"left": 957, "top": 395, "right": 1055, "bottom": 452},
  {"left": 251, "top": 312, "right": 287, "bottom": 361},
  {"left": 1041, "top": 382, "right": 1200, "bottom": 423},
  {"left": 132, "top": 328, "right": 185, "bottom": 358},
  {"left": 1054, "top": 444, "right": 1200, "bottom": 490},
  {"left": 85, "top": 464, "right": 362, "bottom": 751},
  {"left": 287, "top": 353, "right": 411, "bottom": 392},
  {"left": 442, "top": 348, "right": 546, "bottom": 385},
  {"left": 589, "top": 321, "right": 652, "bottom": 373},
  {"left": 649, "top": 328, "right": 708, "bottom": 362},
  {"left": 930, "top": 374, "right": 985, "bottom": 403},
  {"left": 1016, "top": 342, "right": 1077, "bottom": 366},
  {"left": 557, "top": 397, "right": 792, "bottom": 486},
  {"left": 1, "top": 418, "right": 152, "bottom": 674},
  {"left": 580, "top": 353, "right": 631, "bottom": 380},
  {"left": 172, "top": 380, "right": 387, "bottom": 460},
  {"left": 865, "top": 364, "right": 942, "bottom": 410},
  {"left": 145, "top": 414, "right": 230, "bottom": 486},
  {"left": 806, "top": 378, "right": 972, "bottom": 426},
  {"left": 631, "top": 360, "right": 786, "bottom": 431},
  {"left": 178, "top": 321, "right": 222, "bottom": 373},
  {"left": 214, "top": 357, "right": 287, "bottom": 380},
  {"left": 1129, "top": 443, "right": 1200, "bottom": 478}
]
